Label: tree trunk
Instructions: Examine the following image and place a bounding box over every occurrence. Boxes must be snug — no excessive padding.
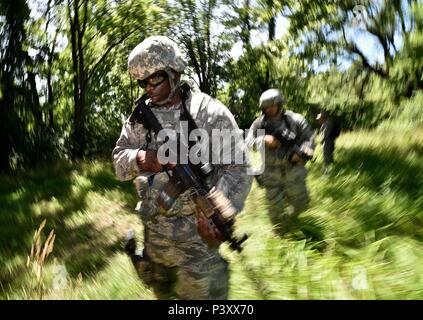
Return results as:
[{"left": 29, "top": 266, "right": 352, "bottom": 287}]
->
[
  {"left": 47, "top": 72, "right": 54, "bottom": 129},
  {"left": 27, "top": 71, "right": 44, "bottom": 128},
  {"left": 0, "top": 0, "right": 37, "bottom": 170},
  {"left": 68, "top": 0, "right": 88, "bottom": 159},
  {"left": 241, "top": 0, "right": 252, "bottom": 48},
  {"left": 264, "top": 0, "right": 276, "bottom": 90}
]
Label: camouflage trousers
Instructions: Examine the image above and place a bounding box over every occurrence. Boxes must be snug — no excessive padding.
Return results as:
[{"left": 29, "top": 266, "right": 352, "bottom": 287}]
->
[
  {"left": 134, "top": 226, "right": 229, "bottom": 300},
  {"left": 132, "top": 176, "right": 229, "bottom": 300},
  {"left": 257, "top": 162, "right": 309, "bottom": 233}
]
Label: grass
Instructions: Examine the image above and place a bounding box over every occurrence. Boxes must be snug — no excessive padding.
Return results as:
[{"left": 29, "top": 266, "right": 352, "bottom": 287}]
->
[
  {"left": 229, "top": 126, "right": 423, "bottom": 299},
  {"left": 0, "top": 159, "right": 150, "bottom": 299},
  {"left": 1, "top": 126, "right": 422, "bottom": 299}
]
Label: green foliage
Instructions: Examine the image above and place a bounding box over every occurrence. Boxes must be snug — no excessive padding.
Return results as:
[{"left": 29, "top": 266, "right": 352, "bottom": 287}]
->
[
  {"left": 166, "top": 0, "right": 234, "bottom": 96},
  {"left": 2, "top": 0, "right": 423, "bottom": 168},
  {"left": 2, "top": 0, "right": 423, "bottom": 300},
  {"left": 390, "top": 1, "right": 423, "bottom": 98},
  {"left": 1, "top": 126, "right": 423, "bottom": 299},
  {"left": 377, "top": 91, "right": 423, "bottom": 131},
  {"left": 230, "top": 126, "right": 423, "bottom": 299},
  {"left": 222, "top": 40, "right": 312, "bottom": 128},
  {"left": 0, "top": 160, "right": 147, "bottom": 299},
  {"left": 0, "top": 0, "right": 56, "bottom": 171},
  {"left": 222, "top": 45, "right": 271, "bottom": 128}
]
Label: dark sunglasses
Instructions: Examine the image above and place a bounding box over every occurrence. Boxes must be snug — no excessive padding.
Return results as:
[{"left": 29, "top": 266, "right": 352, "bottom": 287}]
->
[{"left": 138, "top": 71, "right": 168, "bottom": 89}]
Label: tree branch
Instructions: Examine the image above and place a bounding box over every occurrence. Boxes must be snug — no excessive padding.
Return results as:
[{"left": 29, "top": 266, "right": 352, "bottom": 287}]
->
[
  {"left": 342, "top": 27, "right": 388, "bottom": 78},
  {"left": 86, "top": 29, "right": 137, "bottom": 83}
]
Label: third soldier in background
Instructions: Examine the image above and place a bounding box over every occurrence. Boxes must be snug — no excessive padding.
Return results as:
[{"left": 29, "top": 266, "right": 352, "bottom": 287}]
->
[
  {"left": 316, "top": 111, "right": 341, "bottom": 174},
  {"left": 246, "top": 89, "right": 315, "bottom": 234}
]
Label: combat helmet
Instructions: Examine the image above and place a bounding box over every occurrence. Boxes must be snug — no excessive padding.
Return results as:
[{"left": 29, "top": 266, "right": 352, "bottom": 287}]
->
[
  {"left": 128, "top": 36, "right": 186, "bottom": 105},
  {"left": 128, "top": 36, "right": 185, "bottom": 80},
  {"left": 259, "top": 89, "right": 286, "bottom": 109}
]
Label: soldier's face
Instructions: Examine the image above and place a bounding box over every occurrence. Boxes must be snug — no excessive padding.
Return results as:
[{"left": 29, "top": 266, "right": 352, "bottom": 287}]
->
[
  {"left": 145, "top": 72, "right": 171, "bottom": 105},
  {"left": 263, "top": 105, "right": 279, "bottom": 118}
]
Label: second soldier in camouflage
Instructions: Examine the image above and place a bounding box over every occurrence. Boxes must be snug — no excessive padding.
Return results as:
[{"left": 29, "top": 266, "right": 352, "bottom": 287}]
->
[{"left": 246, "top": 89, "right": 315, "bottom": 234}]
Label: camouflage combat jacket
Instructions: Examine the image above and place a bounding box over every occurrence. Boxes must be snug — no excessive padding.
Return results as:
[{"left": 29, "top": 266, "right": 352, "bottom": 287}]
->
[
  {"left": 112, "top": 87, "right": 252, "bottom": 241},
  {"left": 246, "top": 110, "right": 316, "bottom": 167}
]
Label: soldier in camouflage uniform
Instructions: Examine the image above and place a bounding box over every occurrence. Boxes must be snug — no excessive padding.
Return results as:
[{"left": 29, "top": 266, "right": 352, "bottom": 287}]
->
[
  {"left": 316, "top": 111, "right": 340, "bottom": 173},
  {"left": 246, "top": 89, "right": 315, "bottom": 234},
  {"left": 112, "top": 36, "right": 252, "bottom": 300}
]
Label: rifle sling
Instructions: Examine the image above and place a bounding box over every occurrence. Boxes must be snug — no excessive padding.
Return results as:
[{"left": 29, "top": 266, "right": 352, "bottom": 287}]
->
[{"left": 130, "top": 85, "right": 203, "bottom": 165}]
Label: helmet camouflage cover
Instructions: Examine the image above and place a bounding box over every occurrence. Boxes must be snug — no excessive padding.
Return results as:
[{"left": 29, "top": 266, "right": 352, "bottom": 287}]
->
[
  {"left": 128, "top": 36, "right": 186, "bottom": 80},
  {"left": 259, "top": 89, "right": 286, "bottom": 109}
]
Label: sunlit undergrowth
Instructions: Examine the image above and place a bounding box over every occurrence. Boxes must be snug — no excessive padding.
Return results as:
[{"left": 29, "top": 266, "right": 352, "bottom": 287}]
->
[
  {"left": 1, "top": 127, "right": 422, "bottom": 299},
  {"left": 230, "top": 126, "right": 423, "bottom": 299}
]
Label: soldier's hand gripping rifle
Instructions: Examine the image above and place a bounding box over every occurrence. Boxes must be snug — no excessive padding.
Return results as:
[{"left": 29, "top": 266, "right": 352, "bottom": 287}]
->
[
  {"left": 131, "top": 95, "right": 248, "bottom": 252},
  {"left": 265, "top": 125, "right": 313, "bottom": 163}
]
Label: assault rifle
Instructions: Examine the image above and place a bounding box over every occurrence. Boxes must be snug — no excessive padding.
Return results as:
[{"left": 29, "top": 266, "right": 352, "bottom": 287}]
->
[
  {"left": 130, "top": 94, "right": 248, "bottom": 252},
  {"left": 264, "top": 121, "right": 313, "bottom": 162}
]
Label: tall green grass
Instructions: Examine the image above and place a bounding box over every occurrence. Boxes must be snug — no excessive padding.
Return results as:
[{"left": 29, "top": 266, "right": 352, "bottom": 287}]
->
[
  {"left": 0, "top": 160, "right": 151, "bottom": 299},
  {"left": 1, "top": 127, "right": 422, "bottom": 299},
  {"left": 230, "top": 127, "right": 423, "bottom": 299}
]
